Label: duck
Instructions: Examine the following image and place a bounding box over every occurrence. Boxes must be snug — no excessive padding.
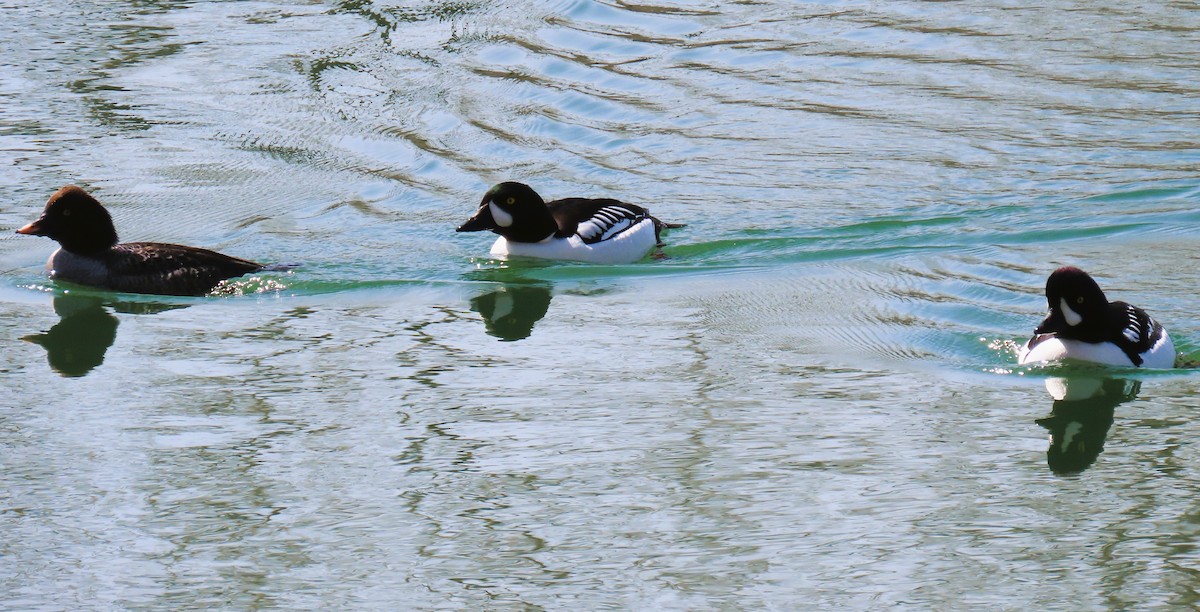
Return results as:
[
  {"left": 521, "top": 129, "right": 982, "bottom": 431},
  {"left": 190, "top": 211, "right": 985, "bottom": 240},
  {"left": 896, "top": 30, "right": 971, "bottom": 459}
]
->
[
  {"left": 1018, "top": 266, "right": 1175, "bottom": 368},
  {"left": 456, "top": 182, "right": 682, "bottom": 264},
  {"left": 16, "top": 185, "right": 282, "bottom": 296}
]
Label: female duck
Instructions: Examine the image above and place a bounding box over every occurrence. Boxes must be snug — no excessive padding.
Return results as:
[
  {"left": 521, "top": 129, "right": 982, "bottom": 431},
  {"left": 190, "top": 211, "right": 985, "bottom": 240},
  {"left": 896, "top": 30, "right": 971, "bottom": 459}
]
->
[
  {"left": 457, "top": 182, "right": 681, "bottom": 264},
  {"left": 17, "top": 185, "right": 277, "bottom": 296},
  {"left": 1018, "top": 266, "right": 1175, "bottom": 368}
]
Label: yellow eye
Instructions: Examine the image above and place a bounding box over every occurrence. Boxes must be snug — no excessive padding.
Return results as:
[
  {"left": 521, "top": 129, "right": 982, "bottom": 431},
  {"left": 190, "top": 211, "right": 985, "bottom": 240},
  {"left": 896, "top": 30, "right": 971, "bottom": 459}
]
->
[
  {"left": 506, "top": 197, "right": 515, "bottom": 205},
  {"left": 1076, "top": 297, "right": 1084, "bottom": 304}
]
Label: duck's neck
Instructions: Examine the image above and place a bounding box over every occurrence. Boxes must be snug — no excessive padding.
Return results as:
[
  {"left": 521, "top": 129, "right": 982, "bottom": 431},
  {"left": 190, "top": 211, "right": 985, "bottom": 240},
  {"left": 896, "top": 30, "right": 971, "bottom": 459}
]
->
[
  {"left": 504, "top": 211, "right": 559, "bottom": 243},
  {"left": 60, "top": 226, "right": 119, "bottom": 255}
]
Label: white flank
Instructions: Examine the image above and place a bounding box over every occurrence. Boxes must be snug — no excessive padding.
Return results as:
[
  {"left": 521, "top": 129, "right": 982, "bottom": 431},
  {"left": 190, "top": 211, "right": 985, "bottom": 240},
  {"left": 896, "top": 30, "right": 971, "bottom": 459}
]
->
[
  {"left": 1018, "top": 331, "right": 1176, "bottom": 369},
  {"left": 1018, "top": 336, "right": 1133, "bottom": 367},
  {"left": 1060, "top": 298, "right": 1082, "bottom": 326},
  {"left": 1145, "top": 330, "right": 1176, "bottom": 369},
  {"left": 489, "top": 202, "right": 514, "bottom": 228},
  {"left": 489, "top": 218, "right": 658, "bottom": 264}
]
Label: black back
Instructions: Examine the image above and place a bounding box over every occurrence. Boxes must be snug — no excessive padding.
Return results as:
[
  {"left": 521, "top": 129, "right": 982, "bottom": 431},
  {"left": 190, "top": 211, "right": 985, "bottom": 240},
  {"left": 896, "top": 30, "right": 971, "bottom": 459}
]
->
[
  {"left": 101, "top": 242, "right": 263, "bottom": 296},
  {"left": 546, "top": 197, "right": 655, "bottom": 244}
]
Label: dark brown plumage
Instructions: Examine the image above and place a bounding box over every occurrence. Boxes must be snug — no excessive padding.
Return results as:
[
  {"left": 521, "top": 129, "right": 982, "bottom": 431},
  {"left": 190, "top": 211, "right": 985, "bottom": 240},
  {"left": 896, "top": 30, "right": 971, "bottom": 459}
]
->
[{"left": 17, "top": 185, "right": 274, "bottom": 296}]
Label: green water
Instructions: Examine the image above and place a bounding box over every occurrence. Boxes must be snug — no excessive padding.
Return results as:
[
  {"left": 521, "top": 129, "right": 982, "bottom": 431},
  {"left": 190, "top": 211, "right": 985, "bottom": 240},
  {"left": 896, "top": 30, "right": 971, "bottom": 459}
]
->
[{"left": 2, "top": 1, "right": 1200, "bottom": 608}]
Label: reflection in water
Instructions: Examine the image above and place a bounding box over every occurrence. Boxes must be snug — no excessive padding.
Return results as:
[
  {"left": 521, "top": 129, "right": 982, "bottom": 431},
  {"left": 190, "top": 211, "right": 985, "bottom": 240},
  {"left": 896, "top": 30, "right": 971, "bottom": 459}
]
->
[
  {"left": 22, "top": 295, "right": 118, "bottom": 377},
  {"left": 22, "top": 295, "right": 188, "bottom": 377},
  {"left": 1035, "top": 377, "right": 1141, "bottom": 475},
  {"left": 469, "top": 283, "right": 553, "bottom": 341}
]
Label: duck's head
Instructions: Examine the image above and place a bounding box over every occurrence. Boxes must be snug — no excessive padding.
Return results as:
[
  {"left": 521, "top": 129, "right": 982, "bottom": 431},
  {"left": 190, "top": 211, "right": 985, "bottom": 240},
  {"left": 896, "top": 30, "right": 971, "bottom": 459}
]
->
[
  {"left": 457, "top": 182, "right": 555, "bottom": 243},
  {"left": 1035, "top": 266, "right": 1109, "bottom": 336},
  {"left": 16, "top": 185, "right": 119, "bottom": 254}
]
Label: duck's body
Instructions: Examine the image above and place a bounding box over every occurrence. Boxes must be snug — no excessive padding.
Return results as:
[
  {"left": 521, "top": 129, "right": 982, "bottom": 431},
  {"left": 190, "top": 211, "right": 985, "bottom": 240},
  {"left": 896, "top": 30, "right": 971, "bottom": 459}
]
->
[
  {"left": 487, "top": 216, "right": 661, "bottom": 265},
  {"left": 17, "top": 185, "right": 272, "bottom": 296},
  {"left": 44, "top": 242, "right": 264, "bottom": 296},
  {"left": 458, "top": 182, "right": 680, "bottom": 264},
  {"left": 1019, "top": 333, "right": 1174, "bottom": 369},
  {"left": 1017, "top": 266, "right": 1175, "bottom": 368}
]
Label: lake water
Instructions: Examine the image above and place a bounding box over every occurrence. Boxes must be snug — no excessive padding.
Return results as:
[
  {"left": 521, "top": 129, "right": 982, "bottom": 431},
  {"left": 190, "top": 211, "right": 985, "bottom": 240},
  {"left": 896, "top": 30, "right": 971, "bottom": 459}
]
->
[{"left": 2, "top": 0, "right": 1199, "bottom": 608}]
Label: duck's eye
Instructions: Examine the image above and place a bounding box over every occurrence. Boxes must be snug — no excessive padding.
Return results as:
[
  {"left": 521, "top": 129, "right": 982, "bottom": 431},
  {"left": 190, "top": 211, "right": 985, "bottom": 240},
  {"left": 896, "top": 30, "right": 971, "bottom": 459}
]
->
[
  {"left": 506, "top": 197, "right": 515, "bottom": 206},
  {"left": 1076, "top": 296, "right": 1084, "bottom": 304},
  {"left": 62, "top": 208, "right": 71, "bottom": 217}
]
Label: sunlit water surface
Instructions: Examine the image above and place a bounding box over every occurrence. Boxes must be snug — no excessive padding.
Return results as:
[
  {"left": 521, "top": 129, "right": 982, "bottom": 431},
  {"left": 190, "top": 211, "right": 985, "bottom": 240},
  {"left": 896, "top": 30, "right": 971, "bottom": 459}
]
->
[{"left": 2, "top": 1, "right": 1199, "bottom": 608}]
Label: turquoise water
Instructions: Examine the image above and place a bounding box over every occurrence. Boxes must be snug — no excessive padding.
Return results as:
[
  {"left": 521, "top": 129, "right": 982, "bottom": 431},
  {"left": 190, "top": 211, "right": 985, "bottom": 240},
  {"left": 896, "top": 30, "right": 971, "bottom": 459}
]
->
[{"left": 2, "top": 1, "right": 1200, "bottom": 608}]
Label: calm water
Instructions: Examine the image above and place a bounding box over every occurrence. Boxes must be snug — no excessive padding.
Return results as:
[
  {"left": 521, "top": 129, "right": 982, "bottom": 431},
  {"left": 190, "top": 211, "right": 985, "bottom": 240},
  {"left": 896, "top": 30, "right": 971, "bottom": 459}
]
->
[{"left": 2, "top": 0, "right": 1200, "bottom": 608}]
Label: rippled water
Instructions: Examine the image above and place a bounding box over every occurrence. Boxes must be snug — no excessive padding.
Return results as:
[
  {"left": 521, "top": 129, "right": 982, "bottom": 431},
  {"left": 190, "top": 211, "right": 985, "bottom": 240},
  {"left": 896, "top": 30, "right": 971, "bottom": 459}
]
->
[{"left": 2, "top": 0, "right": 1200, "bottom": 608}]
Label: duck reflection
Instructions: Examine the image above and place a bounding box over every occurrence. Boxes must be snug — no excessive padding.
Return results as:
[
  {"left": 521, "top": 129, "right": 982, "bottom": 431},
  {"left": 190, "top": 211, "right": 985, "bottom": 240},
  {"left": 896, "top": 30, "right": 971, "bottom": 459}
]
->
[
  {"left": 23, "top": 294, "right": 187, "bottom": 377},
  {"left": 1035, "top": 376, "right": 1140, "bottom": 475},
  {"left": 470, "top": 283, "right": 553, "bottom": 341},
  {"left": 22, "top": 295, "right": 118, "bottom": 377}
]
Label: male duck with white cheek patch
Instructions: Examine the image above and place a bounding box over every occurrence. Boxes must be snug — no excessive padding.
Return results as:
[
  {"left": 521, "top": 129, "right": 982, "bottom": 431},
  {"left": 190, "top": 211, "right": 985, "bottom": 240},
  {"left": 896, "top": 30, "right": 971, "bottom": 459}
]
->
[
  {"left": 1018, "top": 266, "right": 1175, "bottom": 368},
  {"left": 457, "top": 182, "right": 682, "bottom": 265}
]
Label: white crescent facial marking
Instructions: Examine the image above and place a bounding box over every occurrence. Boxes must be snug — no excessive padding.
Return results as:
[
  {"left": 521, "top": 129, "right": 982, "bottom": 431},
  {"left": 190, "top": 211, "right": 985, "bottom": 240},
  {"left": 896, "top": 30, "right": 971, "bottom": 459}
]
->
[
  {"left": 489, "top": 202, "right": 513, "bottom": 228},
  {"left": 1060, "top": 297, "right": 1082, "bottom": 326}
]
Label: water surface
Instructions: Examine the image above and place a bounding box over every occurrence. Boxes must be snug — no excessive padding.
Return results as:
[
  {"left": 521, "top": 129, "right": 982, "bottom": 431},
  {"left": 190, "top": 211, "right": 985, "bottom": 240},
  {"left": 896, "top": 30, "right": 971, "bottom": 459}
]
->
[{"left": 2, "top": 0, "right": 1200, "bottom": 608}]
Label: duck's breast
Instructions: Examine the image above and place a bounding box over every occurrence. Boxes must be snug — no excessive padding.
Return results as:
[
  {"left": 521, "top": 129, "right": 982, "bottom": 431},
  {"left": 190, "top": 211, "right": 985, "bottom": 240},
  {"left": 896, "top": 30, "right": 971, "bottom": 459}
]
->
[{"left": 47, "top": 248, "right": 111, "bottom": 288}]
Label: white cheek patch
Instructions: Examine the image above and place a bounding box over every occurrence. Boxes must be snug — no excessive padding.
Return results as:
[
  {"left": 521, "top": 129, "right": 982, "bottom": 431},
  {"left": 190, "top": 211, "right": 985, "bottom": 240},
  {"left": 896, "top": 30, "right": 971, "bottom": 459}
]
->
[
  {"left": 1060, "top": 297, "right": 1083, "bottom": 326},
  {"left": 489, "top": 202, "right": 513, "bottom": 228}
]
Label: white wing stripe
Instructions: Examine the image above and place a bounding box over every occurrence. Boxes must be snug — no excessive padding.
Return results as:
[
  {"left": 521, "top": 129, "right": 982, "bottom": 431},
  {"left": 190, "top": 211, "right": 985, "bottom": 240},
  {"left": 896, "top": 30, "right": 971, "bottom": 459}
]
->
[
  {"left": 600, "top": 219, "right": 634, "bottom": 241},
  {"left": 1123, "top": 326, "right": 1140, "bottom": 343},
  {"left": 575, "top": 206, "right": 646, "bottom": 243}
]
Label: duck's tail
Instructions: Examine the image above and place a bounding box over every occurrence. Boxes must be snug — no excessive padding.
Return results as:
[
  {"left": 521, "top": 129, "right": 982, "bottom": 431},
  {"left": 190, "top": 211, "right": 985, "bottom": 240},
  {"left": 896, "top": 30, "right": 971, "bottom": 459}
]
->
[
  {"left": 258, "top": 262, "right": 302, "bottom": 272},
  {"left": 652, "top": 217, "right": 686, "bottom": 245}
]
